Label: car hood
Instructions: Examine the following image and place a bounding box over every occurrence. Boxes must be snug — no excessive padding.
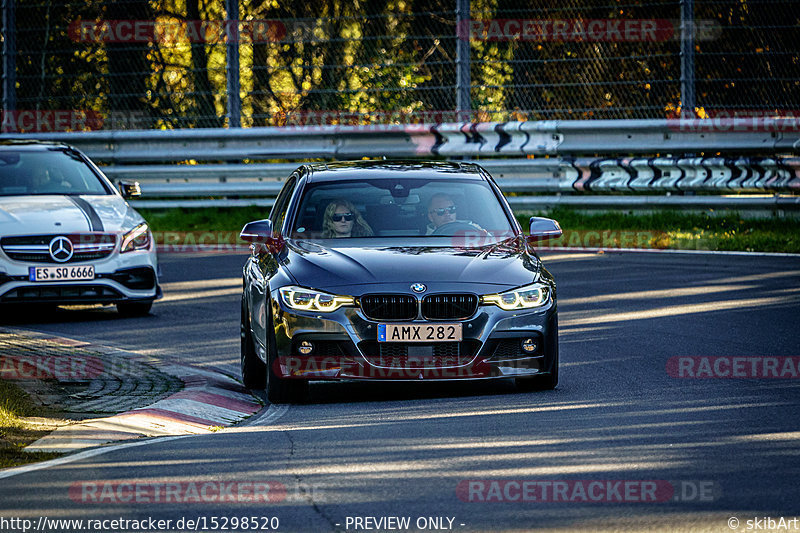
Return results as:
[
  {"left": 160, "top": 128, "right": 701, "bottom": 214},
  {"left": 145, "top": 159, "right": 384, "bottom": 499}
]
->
[
  {"left": 282, "top": 237, "right": 542, "bottom": 294},
  {"left": 0, "top": 195, "right": 143, "bottom": 236}
]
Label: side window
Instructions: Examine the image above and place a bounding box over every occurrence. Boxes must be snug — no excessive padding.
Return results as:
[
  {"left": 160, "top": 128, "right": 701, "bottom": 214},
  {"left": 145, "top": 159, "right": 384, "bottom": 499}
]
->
[{"left": 269, "top": 175, "right": 297, "bottom": 233}]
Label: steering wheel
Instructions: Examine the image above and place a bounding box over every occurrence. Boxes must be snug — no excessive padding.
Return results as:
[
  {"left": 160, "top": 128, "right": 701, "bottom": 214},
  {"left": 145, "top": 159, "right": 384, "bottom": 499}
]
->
[{"left": 431, "top": 221, "right": 485, "bottom": 236}]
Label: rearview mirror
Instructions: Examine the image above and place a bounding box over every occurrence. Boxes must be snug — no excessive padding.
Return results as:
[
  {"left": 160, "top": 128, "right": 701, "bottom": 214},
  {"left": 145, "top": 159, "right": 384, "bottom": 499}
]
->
[
  {"left": 118, "top": 180, "right": 142, "bottom": 199},
  {"left": 529, "top": 217, "right": 562, "bottom": 238}
]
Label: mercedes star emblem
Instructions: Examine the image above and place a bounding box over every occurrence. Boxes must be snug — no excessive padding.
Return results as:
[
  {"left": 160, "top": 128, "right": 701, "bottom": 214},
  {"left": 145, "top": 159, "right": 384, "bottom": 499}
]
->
[
  {"left": 411, "top": 283, "right": 426, "bottom": 293},
  {"left": 49, "top": 236, "right": 74, "bottom": 263}
]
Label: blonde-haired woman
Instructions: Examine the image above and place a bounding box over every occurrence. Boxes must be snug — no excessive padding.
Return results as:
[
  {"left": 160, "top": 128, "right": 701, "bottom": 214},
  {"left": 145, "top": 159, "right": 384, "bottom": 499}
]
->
[{"left": 322, "top": 199, "right": 373, "bottom": 238}]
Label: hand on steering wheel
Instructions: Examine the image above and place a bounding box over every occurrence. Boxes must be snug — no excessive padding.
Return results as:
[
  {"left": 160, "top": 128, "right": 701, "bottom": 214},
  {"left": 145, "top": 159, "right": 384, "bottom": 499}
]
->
[{"left": 431, "top": 221, "right": 487, "bottom": 236}]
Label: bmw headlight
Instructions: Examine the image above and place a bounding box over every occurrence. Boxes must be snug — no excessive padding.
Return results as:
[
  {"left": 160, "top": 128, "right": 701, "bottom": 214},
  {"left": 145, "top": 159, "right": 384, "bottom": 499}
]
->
[
  {"left": 279, "top": 286, "right": 355, "bottom": 313},
  {"left": 481, "top": 283, "right": 550, "bottom": 310},
  {"left": 121, "top": 223, "right": 151, "bottom": 253}
]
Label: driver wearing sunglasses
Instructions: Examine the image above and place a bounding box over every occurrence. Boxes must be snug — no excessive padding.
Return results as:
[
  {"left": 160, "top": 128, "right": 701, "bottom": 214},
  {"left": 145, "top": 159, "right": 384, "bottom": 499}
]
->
[
  {"left": 425, "top": 193, "right": 487, "bottom": 235},
  {"left": 427, "top": 194, "right": 458, "bottom": 227},
  {"left": 322, "top": 199, "right": 373, "bottom": 238}
]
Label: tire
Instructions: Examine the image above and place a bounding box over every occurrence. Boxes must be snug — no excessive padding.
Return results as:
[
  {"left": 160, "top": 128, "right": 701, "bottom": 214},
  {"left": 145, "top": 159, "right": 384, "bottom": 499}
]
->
[
  {"left": 116, "top": 300, "right": 153, "bottom": 317},
  {"left": 263, "top": 301, "right": 308, "bottom": 404},
  {"left": 241, "top": 296, "right": 266, "bottom": 390}
]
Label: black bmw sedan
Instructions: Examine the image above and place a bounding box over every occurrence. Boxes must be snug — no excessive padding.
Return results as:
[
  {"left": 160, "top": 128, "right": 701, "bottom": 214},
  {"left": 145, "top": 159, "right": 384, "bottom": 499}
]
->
[{"left": 240, "top": 161, "right": 561, "bottom": 403}]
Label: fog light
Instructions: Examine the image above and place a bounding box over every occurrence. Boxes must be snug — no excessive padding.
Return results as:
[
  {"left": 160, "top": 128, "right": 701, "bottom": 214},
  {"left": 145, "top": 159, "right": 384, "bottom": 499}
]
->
[
  {"left": 521, "top": 338, "right": 538, "bottom": 353},
  {"left": 298, "top": 341, "right": 314, "bottom": 355}
]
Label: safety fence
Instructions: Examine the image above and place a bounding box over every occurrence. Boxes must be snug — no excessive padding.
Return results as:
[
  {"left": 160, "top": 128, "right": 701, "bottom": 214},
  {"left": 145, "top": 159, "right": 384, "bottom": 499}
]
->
[{"left": 3, "top": 0, "right": 799, "bottom": 130}]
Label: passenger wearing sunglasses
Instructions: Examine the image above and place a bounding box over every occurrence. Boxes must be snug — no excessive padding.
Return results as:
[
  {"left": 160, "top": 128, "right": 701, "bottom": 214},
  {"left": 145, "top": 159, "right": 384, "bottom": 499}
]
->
[{"left": 322, "top": 199, "right": 373, "bottom": 238}]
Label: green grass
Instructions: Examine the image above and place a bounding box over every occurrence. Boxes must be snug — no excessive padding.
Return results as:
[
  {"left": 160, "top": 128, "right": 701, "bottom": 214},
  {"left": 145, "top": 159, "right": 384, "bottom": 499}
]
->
[
  {"left": 138, "top": 207, "right": 269, "bottom": 233},
  {"left": 517, "top": 207, "right": 800, "bottom": 253},
  {"left": 0, "top": 379, "right": 36, "bottom": 427},
  {"left": 0, "top": 380, "right": 62, "bottom": 468},
  {"left": 136, "top": 206, "right": 800, "bottom": 253}
]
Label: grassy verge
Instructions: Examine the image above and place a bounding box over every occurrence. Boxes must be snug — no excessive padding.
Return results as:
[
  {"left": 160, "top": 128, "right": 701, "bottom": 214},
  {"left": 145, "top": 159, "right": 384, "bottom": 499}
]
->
[
  {"left": 137, "top": 206, "right": 800, "bottom": 253},
  {"left": 523, "top": 207, "right": 800, "bottom": 253},
  {"left": 138, "top": 207, "right": 267, "bottom": 233},
  {"left": 0, "top": 380, "right": 63, "bottom": 468}
]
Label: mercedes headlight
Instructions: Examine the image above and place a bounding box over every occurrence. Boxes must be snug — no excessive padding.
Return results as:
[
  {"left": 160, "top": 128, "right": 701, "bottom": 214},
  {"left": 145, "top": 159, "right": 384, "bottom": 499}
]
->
[
  {"left": 481, "top": 283, "right": 550, "bottom": 310},
  {"left": 279, "top": 286, "right": 355, "bottom": 313},
  {"left": 121, "top": 223, "right": 151, "bottom": 253}
]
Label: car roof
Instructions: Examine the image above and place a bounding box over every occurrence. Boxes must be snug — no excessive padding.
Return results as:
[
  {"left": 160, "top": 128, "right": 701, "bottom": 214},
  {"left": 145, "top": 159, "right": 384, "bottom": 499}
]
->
[
  {"left": 303, "top": 160, "right": 486, "bottom": 183},
  {"left": 0, "top": 139, "right": 73, "bottom": 151}
]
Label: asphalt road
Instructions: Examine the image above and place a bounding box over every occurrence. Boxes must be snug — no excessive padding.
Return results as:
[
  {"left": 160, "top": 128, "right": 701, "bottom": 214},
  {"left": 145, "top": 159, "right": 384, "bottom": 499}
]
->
[{"left": 1, "top": 250, "right": 799, "bottom": 532}]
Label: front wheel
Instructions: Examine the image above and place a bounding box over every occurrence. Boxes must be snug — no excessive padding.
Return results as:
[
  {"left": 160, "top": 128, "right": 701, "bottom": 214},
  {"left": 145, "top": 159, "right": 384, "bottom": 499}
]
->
[
  {"left": 241, "top": 297, "right": 266, "bottom": 389},
  {"left": 266, "top": 356, "right": 308, "bottom": 404},
  {"left": 264, "top": 304, "right": 308, "bottom": 404}
]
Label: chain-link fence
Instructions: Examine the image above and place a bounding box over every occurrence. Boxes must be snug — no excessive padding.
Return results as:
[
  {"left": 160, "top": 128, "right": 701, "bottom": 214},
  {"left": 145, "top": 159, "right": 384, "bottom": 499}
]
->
[{"left": 2, "top": 0, "right": 799, "bottom": 131}]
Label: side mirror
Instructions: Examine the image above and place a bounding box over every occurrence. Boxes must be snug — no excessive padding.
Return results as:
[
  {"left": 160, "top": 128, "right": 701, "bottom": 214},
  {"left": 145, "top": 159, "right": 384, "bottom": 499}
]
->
[
  {"left": 529, "top": 217, "right": 562, "bottom": 239},
  {"left": 118, "top": 180, "right": 142, "bottom": 199},
  {"left": 240, "top": 219, "right": 284, "bottom": 252}
]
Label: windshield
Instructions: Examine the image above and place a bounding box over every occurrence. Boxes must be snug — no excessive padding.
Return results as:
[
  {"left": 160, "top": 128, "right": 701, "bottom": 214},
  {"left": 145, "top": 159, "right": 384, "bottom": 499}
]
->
[
  {"left": 290, "top": 178, "right": 516, "bottom": 241},
  {"left": 0, "top": 149, "right": 111, "bottom": 196}
]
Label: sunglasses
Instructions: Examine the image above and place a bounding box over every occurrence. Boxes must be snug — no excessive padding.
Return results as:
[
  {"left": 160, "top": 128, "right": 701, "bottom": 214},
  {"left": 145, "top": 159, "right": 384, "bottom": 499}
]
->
[
  {"left": 430, "top": 205, "right": 456, "bottom": 216},
  {"left": 332, "top": 213, "right": 354, "bottom": 222}
]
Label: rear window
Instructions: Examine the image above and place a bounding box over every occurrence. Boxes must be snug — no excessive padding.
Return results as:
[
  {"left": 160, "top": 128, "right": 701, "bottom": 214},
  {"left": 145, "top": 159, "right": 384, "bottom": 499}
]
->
[{"left": 0, "top": 149, "right": 111, "bottom": 196}]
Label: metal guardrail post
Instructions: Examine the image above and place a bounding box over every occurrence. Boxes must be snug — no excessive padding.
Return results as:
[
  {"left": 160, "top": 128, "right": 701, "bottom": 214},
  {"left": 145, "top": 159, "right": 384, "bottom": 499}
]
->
[
  {"left": 455, "top": 0, "right": 471, "bottom": 122},
  {"left": 2, "top": 0, "right": 17, "bottom": 125},
  {"left": 681, "top": 0, "right": 696, "bottom": 114},
  {"left": 226, "top": 0, "right": 241, "bottom": 128}
]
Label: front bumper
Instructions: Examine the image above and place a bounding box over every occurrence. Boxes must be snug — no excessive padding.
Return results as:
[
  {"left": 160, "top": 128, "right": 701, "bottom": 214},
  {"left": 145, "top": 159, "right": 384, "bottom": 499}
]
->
[
  {"left": 268, "top": 293, "right": 558, "bottom": 381},
  {"left": 0, "top": 260, "right": 159, "bottom": 305}
]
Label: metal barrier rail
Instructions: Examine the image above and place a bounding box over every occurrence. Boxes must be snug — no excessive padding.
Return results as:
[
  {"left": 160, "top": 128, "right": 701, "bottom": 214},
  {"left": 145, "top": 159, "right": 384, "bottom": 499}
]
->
[
  {"left": 4, "top": 121, "right": 798, "bottom": 211},
  {"left": 118, "top": 157, "right": 800, "bottom": 195},
  {"left": 5, "top": 119, "right": 800, "bottom": 162},
  {"left": 129, "top": 195, "right": 800, "bottom": 211}
]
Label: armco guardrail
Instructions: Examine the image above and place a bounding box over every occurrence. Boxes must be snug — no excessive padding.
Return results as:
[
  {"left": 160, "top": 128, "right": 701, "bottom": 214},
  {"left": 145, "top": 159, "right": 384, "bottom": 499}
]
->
[
  {"left": 3, "top": 121, "right": 799, "bottom": 210},
  {"left": 5, "top": 119, "right": 800, "bottom": 162},
  {"left": 128, "top": 195, "right": 800, "bottom": 211},
  {"left": 114, "top": 157, "right": 800, "bottom": 193}
]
